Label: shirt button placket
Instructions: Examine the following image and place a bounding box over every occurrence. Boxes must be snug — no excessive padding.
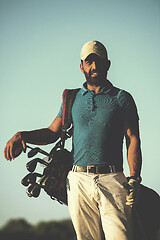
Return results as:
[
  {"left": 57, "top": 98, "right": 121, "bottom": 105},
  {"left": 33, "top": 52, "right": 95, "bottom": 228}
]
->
[{"left": 92, "top": 94, "right": 96, "bottom": 111}]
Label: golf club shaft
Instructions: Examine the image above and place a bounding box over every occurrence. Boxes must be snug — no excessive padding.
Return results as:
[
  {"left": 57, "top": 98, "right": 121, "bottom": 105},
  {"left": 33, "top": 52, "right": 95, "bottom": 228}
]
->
[{"left": 26, "top": 144, "right": 49, "bottom": 156}]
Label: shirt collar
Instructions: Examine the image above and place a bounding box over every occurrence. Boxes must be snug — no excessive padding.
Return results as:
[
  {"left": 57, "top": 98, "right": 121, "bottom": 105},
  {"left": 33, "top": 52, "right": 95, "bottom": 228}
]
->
[{"left": 81, "top": 80, "right": 113, "bottom": 96}]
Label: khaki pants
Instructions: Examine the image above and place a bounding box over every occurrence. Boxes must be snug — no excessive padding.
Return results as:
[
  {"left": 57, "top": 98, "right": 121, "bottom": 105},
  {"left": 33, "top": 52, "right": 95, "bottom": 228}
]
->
[{"left": 67, "top": 171, "right": 133, "bottom": 240}]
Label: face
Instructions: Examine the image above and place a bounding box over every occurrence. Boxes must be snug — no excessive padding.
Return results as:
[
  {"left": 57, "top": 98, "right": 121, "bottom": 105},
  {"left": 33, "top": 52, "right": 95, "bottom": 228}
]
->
[{"left": 80, "top": 54, "right": 110, "bottom": 86}]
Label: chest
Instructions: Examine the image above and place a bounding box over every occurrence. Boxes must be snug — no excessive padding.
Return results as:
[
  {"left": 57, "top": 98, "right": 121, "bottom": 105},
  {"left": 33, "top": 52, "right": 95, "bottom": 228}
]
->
[{"left": 72, "top": 94, "right": 123, "bottom": 128}]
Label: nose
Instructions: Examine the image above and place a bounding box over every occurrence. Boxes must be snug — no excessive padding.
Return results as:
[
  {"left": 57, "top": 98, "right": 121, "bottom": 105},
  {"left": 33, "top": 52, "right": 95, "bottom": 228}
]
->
[{"left": 91, "top": 61, "right": 97, "bottom": 70}]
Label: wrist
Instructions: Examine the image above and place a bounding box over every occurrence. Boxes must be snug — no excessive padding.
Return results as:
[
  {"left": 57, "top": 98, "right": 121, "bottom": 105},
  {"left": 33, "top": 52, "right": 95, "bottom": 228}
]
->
[
  {"left": 128, "top": 176, "right": 142, "bottom": 183},
  {"left": 19, "top": 131, "right": 27, "bottom": 142}
]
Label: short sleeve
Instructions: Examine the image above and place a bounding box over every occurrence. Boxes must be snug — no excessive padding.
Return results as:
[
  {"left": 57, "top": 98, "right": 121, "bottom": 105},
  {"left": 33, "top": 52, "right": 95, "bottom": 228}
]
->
[
  {"left": 119, "top": 90, "right": 139, "bottom": 121},
  {"left": 57, "top": 103, "right": 63, "bottom": 118}
]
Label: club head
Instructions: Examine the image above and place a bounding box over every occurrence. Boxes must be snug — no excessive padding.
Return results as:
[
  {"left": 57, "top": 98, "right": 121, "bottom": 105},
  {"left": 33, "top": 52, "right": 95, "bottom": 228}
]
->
[
  {"left": 27, "top": 146, "right": 49, "bottom": 158},
  {"left": 26, "top": 159, "right": 38, "bottom": 172},
  {"left": 21, "top": 173, "right": 43, "bottom": 186},
  {"left": 26, "top": 183, "right": 41, "bottom": 198},
  {"left": 26, "top": 158, "right": 48, "bottom": 172},
  {"left": 21, "top": 173, "right": 33, "bottom": 186},
  {"left": 27, "top": 148, "right": 40, "bottom": 158}
]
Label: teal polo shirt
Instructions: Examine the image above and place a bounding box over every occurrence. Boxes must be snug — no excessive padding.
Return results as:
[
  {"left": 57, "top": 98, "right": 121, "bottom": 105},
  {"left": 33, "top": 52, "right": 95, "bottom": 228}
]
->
[{"left": 57, "top": 81, "right": 139, "bottom": 168}]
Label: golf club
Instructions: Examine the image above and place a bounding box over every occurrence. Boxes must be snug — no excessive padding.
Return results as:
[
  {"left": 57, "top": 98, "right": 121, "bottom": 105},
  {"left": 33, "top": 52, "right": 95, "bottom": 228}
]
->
[
  {"left": 26, "top": 183, "right": 41, "bottom": 198},
  {"left": 38, "top": 175, "right": 53, "bottom": 188},
  {"left": 26, "top": 145, "right": 49, "bottom": 158},
  {"left": 21, "top": 172, "right": 43, "bottom": 186},
  {"left": 26, "top": 158, "right": 48, "bottom": 172}
]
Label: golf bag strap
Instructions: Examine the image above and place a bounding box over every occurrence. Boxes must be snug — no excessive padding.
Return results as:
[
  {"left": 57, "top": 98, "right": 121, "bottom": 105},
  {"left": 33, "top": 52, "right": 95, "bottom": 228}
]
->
[{"left": 61, "top": 88, "right": 80, "bottom": 143}]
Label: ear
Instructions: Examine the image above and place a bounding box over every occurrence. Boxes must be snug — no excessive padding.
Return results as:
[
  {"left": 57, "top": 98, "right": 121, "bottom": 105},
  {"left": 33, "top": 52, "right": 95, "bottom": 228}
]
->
[
  {"left": 80, "top": 63, "right": 84, "bottom": 74},
  {"left": 106, "top": 60, "right": 111, "bottom": 71}
]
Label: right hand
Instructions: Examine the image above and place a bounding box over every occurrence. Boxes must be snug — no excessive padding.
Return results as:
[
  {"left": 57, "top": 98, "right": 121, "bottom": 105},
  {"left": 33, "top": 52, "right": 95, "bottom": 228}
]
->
[
  {"left": 125, "top": 178, "right": 141, "bottom": 207},
  {"left": 4, "top": 132, "right": 26, "bottom": 161}
]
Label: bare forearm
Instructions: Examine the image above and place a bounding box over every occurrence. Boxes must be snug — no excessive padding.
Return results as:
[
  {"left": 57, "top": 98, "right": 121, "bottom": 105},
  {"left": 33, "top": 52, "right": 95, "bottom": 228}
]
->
[
  {"left": 4, "top": 116, "right": 62, "bottom": 161},
  {"left": 20, "top": 128, "right": 60, "bottom": 145},
  {"left": 127, "top": 138, "right": 142, "bottom": 177}
]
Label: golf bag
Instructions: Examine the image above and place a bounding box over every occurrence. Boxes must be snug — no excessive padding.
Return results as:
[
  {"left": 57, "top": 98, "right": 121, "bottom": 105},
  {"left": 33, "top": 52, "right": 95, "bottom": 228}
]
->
[{"left": 21, "top": 88, "right": 80, "bottom": 205}]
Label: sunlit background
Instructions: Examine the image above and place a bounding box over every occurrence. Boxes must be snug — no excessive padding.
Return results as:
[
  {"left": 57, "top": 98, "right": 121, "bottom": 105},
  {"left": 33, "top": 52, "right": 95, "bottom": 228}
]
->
[{"left": 0, "top": 0, "right": 160, "bottom": 228}]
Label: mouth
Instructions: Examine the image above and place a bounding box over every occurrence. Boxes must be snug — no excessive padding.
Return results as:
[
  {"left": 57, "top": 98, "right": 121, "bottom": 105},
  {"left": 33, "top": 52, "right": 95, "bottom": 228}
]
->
[{"left": 91, "top": 71, "right": 98, "bottom": 77}]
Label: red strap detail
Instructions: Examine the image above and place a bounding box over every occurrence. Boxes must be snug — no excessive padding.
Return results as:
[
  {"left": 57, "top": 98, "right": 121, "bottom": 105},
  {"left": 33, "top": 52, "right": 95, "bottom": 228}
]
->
[{"left": 62, "top": 89, "right": 69, "bottom": 127}]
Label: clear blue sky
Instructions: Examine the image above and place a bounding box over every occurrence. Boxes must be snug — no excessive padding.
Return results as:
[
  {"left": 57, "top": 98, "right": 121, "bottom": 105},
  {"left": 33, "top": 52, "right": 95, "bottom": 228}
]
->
[{"left": 0, "top": 0, "right": 160, "bottom": 228}]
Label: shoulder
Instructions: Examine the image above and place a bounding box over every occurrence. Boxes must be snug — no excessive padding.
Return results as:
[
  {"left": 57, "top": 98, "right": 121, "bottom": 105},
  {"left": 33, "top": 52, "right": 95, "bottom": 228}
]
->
[
  {"left": 113, "top": 87, "right": 139, "bottom": 120},
  {"left": 115, "top": 88, "right": 136, "bottom": 107},
  {"left": 108, "top": 85, "right": 134, "bottom": 102},
  {"left": 116, "top": 88, "right": 134, "bottom": 100}
]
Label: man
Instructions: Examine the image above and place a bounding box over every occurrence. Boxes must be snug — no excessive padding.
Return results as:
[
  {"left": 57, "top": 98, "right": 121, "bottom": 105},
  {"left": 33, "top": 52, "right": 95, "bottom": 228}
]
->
[{"left": 4, "top": 41, "right": 142, "bottom": 240}]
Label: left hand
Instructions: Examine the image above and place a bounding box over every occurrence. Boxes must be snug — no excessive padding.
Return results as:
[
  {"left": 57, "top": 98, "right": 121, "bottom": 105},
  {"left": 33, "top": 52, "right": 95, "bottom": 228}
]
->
[{"left": 124, "top": 178, "right": 141, "bottom": 206}]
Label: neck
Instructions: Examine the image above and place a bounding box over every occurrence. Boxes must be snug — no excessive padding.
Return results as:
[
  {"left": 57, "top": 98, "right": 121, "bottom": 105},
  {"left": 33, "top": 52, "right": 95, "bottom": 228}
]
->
[
  {"left": 87, "top": 84, "right": 102, "bottom": 94},
  {"left": 86, "top": 79, "right": 108, "bottom": 93}
]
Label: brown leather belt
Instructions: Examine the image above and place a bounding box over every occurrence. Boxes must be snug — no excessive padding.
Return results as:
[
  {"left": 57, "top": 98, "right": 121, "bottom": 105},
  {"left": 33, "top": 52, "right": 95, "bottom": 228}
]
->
[{"left": 72, "top": 165, "right": 123, "bottom": 174}]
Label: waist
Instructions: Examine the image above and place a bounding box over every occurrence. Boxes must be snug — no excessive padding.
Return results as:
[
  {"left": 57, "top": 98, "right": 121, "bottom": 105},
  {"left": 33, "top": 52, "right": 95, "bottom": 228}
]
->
[{"left": 72, "top": 165, "right": 123, "bottom": 174}]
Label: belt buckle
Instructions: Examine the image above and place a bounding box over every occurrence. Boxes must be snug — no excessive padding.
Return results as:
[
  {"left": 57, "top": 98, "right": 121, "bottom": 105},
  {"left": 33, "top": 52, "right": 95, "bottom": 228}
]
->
[{"left": 87, "top": 166, "right": 96, "bottom": 174}]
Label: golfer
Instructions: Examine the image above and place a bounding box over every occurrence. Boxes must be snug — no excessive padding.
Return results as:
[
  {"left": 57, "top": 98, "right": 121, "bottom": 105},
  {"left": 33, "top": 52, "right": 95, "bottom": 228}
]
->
[{"left": 4, "top": 40, "right": 142, "bottom": 240}]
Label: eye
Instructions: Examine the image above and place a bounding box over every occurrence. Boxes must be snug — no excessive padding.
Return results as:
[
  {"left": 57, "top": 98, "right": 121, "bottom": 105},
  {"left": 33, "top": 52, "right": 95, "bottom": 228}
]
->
[{"left": 85, "top": 60, "right": 91, "bottom": 65}]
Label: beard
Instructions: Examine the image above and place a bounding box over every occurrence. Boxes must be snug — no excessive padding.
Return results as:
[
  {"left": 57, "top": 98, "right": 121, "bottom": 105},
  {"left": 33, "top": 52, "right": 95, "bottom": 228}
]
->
[{"left": 83, "top": 69, "right": 107, "bottom": 86}]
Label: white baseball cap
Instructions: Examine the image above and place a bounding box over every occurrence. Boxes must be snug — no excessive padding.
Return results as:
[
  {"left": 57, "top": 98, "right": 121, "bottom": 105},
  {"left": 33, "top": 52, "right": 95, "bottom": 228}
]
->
[{"left": 80, "top": 40, "right": 108, "bottom": 60}]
